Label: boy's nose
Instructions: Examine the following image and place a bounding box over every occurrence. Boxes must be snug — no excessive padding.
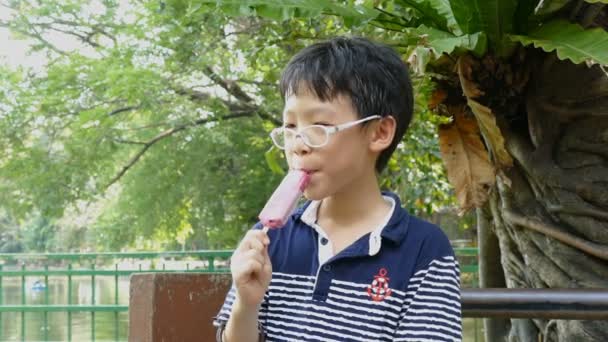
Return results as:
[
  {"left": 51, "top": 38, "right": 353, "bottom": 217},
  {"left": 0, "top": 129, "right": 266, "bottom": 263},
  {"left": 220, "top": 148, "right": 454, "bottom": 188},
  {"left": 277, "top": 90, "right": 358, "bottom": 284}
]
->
[{"left": 290, "top": 135, "right": 311, "bottom": 156}]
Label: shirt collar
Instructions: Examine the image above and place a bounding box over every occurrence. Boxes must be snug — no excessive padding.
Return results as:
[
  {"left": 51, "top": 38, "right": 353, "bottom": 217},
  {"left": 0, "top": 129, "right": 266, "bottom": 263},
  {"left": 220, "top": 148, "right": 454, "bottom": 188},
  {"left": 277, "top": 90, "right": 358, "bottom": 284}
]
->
[{"left": 296, "top": 191, "right": 409, "bottom": 245}]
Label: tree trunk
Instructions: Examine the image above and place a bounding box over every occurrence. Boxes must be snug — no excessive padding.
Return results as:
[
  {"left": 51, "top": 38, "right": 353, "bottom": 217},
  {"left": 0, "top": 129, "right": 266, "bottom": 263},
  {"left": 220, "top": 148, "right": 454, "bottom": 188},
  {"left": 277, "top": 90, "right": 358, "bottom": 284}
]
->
[
  {"left": 477, "top": 206, "right": 510, "bottom": 341},
  {"left": 490, "top": 53, "right": 608, "bottom": 341}
]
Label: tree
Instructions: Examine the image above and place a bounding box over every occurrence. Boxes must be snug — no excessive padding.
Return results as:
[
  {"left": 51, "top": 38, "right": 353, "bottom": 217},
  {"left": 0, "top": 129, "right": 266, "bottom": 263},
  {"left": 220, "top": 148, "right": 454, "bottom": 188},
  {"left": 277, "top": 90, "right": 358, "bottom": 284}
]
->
[
  {"left": 0, "top": 1, "right": 453, "bottom": 252},
  {"left": 21, "top": 214, "right": 58, "bottom": 252},
  {"left": 0, "top": 210, "right": 23, "bottom": 253}
]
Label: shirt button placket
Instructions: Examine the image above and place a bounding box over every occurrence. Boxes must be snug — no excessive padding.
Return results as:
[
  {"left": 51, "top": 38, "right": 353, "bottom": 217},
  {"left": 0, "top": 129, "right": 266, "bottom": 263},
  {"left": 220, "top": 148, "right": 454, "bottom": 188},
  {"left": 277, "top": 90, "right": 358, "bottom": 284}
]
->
[{"left": 313, "top": 263, "right": 333, "bottom": 301}]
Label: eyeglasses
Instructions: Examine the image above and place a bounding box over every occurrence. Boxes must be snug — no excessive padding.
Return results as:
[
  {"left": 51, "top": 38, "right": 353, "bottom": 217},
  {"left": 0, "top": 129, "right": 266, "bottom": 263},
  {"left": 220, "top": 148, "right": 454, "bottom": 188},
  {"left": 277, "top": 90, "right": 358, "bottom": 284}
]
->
[{"left": 269, "top": 115, "right": 382, "bottom": 150}]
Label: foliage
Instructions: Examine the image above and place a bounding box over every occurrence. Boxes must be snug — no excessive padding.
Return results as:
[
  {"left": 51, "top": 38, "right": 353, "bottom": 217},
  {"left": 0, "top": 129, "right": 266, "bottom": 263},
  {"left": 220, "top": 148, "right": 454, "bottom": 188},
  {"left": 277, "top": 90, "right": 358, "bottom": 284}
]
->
[
  {"left": 0, "top": 210, "right": 62, "bottom": 253},
  {"left": 20, "top": 215, "right": 58, "bottom": 252},
  {"left": 510, "top": 19, "right": 608, "bottom": 65},
  {"left": 2, "top": 0, "right": 606, "bottom": 250},
  {"left": 0, "top": 0, "right": 457, "bottom": 250},
  {"left": 0, "top": 210, "right": 23, "bottom": 253}
]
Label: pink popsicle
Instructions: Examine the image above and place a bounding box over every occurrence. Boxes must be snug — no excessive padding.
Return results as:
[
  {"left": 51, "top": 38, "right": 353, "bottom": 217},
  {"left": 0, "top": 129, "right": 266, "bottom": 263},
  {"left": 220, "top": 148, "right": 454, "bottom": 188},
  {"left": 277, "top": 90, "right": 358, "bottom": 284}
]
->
[{"left": 259, "top": 169, "right": 311, "bottom": 230}]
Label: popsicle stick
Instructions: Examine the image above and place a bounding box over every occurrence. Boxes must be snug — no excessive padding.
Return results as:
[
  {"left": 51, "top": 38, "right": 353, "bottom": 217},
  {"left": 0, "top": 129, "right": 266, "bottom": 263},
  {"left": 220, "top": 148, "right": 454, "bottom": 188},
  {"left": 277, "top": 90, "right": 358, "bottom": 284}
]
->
[{"left": 262, "top": 226, "right": 269, "bottom": 233}]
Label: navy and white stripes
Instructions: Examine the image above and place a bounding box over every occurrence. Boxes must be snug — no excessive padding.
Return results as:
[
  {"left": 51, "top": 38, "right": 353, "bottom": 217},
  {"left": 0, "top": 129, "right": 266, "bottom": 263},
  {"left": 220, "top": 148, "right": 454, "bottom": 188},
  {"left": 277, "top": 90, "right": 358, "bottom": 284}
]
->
[
  {"left": 215, "top": 256, "right": 461, "bottom": 341},
  {"left": 396, "top": 256, "right": 461, "bottom": 341},
  {"left": 214, "top": 192, "right": 462, "bottom": 341}
]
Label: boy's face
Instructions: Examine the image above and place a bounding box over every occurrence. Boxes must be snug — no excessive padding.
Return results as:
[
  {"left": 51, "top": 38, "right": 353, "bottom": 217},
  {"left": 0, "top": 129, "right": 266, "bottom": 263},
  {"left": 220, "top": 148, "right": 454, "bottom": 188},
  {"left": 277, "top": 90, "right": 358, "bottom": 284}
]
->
[{"left": 282, "top": 88, "right": 377, "bottom": 200}]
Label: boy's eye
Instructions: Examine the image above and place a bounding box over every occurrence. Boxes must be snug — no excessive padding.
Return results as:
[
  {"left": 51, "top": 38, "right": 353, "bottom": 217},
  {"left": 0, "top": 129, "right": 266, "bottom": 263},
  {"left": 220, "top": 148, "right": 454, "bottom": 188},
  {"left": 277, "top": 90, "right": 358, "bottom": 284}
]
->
[
  {"left": 314, "top": 122, "right": 332, "bottom": 126},
  {"left": 284, "top": 123, "right": 296, "bottom": 129}
]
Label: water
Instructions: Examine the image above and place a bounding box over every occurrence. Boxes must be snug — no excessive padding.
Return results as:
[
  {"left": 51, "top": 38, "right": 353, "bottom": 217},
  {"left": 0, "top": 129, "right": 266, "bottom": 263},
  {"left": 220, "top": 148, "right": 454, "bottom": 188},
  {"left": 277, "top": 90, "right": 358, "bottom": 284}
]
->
[{"left": 1, "top": 276, "right": 129, "bottom": 342}]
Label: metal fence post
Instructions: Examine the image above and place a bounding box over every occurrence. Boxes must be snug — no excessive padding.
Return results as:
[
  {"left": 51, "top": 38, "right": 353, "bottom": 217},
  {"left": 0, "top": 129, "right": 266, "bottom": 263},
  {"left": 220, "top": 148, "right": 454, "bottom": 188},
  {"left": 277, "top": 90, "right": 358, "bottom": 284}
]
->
[
  {"left": 115, "top": 263, "right": 119, "bottom": 341},
  {"left": 0, "top": 264, "right": 3, "bottom": 340},
  {"left": 91, "top": 263, "right": 95, "bottom": 342},
  {"left": 44, "top": 264, "right": 49, "bottom": 341},
  {"left": 67, "top": 263, "right": 72, "bottom": 342},
  {"left": 20, "top": 263, "right": 25, "bottom": 342}
]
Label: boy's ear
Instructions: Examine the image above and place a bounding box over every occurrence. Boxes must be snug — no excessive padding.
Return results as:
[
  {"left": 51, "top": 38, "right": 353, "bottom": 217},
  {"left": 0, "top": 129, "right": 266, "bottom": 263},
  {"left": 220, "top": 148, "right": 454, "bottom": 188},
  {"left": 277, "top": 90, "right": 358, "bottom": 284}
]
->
[{"left": 368, "top": 115, "right": 396, "bottom": 152}]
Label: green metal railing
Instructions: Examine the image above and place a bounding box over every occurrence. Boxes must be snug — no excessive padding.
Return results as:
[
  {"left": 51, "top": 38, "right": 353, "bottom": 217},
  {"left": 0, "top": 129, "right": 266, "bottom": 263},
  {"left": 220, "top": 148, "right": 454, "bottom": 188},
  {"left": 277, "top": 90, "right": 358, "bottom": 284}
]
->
[
  {"left": 0, "top": 250, "right": 232, "bottom": 341},
  {"left": 456, "top": 247, "right": 481, "bottom": 342},
  {"left": 456, "top": 247, "right": 480, "bottom": 279},
  {"left": 0, "top": 248, "right": 477, "bottom": 341}
]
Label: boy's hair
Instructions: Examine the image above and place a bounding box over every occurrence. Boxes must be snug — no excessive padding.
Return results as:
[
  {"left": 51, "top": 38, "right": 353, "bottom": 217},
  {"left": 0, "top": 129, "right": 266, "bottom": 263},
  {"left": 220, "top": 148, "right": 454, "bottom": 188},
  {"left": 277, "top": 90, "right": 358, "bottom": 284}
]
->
[{"left": 279, "top": 36, "right": 414, "bottom": 173}]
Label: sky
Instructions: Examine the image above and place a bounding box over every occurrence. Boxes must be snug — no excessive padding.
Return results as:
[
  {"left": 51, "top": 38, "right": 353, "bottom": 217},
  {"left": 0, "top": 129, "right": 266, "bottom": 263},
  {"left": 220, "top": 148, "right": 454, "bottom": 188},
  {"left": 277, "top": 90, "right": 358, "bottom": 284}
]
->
[
  {"left": 0, "top": 1, "right": 122, "bottom": 71},
  {"left": 1, "top": 9, "right": 59, "bottom": 71},
  {"left": 0, "top": 24, "right": 42, "bottom": 70}
]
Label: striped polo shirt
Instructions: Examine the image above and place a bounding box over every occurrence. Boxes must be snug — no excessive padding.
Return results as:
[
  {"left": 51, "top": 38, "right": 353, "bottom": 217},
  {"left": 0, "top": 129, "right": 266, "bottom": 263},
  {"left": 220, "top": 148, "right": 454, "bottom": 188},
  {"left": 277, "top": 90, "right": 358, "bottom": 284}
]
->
[{"left": 214, "top": 192, "right": 461, "bottom": 341}]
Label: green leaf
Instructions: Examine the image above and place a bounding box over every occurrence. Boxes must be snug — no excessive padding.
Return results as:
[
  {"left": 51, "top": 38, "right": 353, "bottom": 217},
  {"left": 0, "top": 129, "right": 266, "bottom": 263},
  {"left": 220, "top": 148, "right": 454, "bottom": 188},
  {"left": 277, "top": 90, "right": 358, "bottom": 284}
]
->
[
  {"left": 396, "top": 0, "right": 461, "bottom": 34},
  {"left": 585, "top": 0, "right": 608, "bottom": 3},
  {"left": 211, "top": 0, "right": 380, "bottom": 26},
  {"left": 415, "top": 25, "right": 487, "bottom": 56},
  {"left": 404, "top": 25, "right": 486, "bottom": 73},
  {"left": 534, "top": 0, "right": 570, "bottom": 16},
  {"left": 324, "top": 3, "right": 381, "bottom": 26},
  {"left": 509, "top": 20, "right": 608, "bottom": 65},
  {"left": 449, "top": 0, "right": 480, "bottom": 34},
  {"left": 408, "top": 46, "right": 433, "bottom": 75},
  {"left": 449, "top": 0, "right": 518, "bottom": 54},
  {"left": 513, "top": 0, "right": 541, "bottom": 33},
  {"left": 264, "top": 146, "right": 286, "bottom": 175}
]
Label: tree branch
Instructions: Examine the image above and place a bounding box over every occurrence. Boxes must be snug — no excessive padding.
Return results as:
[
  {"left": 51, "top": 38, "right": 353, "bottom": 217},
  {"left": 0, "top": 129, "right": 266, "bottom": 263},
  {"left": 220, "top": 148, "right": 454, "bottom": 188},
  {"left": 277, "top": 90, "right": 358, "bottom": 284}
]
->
[
  {"left": 504, "top": 210, "right": 608, "bottom": 261},
  {"left": 111, "top": 122, "right": 170, "bottom": 132},
  {"left": 105, "top": 112, "right": 255, "bottom": 188},
  {"left": 30, "top": 21, "right": 101, "bottom": 48},
  {"left": 202, "top": 66, "right": 281, "bottom": 126},
  {"left": 108, "top": 106, "right": 139, "bottom": 116},
  {"left": 235, "top": 79, "right": 276, "bottom": 87},
  {"left": 203, "top": 66, "right": 254, "bottom": 103},
  {"left": 112, "top": 138, "right": 147, "bottom": 145},
  {"left": 173, "top": 81, "right": 281, "bottom": 126},
  {"left": 547, "top": 204, "right": 608, "bottom": 221},
  {"left": 256, "top": 111, "right": 281, "bottom": 126},
  {"left": 0, "top": 19, "right": 68, "bottom": 56}
]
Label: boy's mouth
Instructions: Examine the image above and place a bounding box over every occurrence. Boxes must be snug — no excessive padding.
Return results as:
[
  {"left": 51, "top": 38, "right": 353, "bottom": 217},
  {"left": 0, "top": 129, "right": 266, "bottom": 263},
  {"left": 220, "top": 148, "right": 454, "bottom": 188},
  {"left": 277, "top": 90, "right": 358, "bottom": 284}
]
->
[{"left": 300, "top": 169, "right": 317, "bottom": 174}]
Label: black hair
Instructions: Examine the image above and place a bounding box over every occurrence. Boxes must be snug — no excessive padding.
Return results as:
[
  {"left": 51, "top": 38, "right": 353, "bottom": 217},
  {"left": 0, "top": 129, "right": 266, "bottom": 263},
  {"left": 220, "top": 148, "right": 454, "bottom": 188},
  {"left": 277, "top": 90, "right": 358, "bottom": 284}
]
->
[{"left": 279, "top": 36, "right": 414, "bottom": 173}]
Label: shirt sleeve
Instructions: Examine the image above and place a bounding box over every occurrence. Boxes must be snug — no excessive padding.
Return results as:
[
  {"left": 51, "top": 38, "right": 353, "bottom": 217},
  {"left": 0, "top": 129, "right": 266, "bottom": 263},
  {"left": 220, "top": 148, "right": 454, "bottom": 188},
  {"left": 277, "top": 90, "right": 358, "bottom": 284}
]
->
[
  {"left": 394, "top": 255, "right": 462, "bottom": 342},
  {"left": 213, "top": 285, "right": 237, "bottom": 328},
  {"left": 213, "top": 223, "right": 266, "bottom": 328}
]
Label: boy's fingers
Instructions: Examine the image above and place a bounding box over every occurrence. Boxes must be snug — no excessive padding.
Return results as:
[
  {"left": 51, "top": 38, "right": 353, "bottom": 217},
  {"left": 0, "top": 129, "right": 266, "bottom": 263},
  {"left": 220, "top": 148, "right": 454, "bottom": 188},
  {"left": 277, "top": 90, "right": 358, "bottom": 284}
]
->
[
  {"left": 263, "top": 245, "right": 270, "bottom": 262},
  {"left": 248, "top": 237, "right": 265, "bottom": 253},
  {"left": 234, "top": 259, "right": 262, "bottom": 282},
  {"left": 252, "top": 229, "right": 270, "bottom": 246},
  {"left": 243, "top": 248, "right": 265, "bottom": 266},
  {"left": 256, "top": 228, "right": 270, "bottom": 245},
  {"left": 263, "top": 233, "right": 270, "bottom": 246},
  {"left": 247, "top": 259, "right": 264, "bottom": 278},
  {"left": 234, "top": 230, "right": 263, "bottom": 253},
  {"left": 262, "top": 246, "right": 272, "bottom": 275}
]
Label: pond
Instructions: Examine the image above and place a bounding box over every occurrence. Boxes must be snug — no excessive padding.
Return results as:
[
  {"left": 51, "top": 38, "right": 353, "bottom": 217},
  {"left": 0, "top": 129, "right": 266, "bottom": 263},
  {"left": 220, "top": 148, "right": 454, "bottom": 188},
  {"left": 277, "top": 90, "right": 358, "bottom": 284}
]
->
[{"left": 1, "top": 276, "right": 129, "bottom": 341}]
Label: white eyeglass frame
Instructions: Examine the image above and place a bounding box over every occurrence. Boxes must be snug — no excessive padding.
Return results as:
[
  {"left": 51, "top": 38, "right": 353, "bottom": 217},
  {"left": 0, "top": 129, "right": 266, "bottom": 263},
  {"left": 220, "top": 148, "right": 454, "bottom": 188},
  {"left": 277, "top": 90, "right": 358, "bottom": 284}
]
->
[{"left": 270, "top": 115, "right": 382, "bottom": 150}]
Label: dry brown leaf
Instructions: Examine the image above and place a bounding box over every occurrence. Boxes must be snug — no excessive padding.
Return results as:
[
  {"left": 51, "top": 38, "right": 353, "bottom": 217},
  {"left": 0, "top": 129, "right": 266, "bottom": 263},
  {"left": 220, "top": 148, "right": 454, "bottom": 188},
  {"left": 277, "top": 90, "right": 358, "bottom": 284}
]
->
[
  {"left": 467, "top": 99, "right": 514, "bottom": 168},
  {"left": 456, "top": 54, "right": 514, "bottom": 169},
  {"left": 428, "top": 88, "right": 447, "bottom": 110},
  {"left": 457, "top": 55, "right": 484, "bottom": 98},
  {"left": 439, "top": 112, "right": 496, "bottom": 213}
]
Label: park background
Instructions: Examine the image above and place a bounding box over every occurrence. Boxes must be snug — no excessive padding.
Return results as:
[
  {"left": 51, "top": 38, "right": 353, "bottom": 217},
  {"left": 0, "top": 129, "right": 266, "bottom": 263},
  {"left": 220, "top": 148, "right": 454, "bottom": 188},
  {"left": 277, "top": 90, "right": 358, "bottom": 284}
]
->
[{"left": 1, "top": 0, "right": 607, "bottom": 341}]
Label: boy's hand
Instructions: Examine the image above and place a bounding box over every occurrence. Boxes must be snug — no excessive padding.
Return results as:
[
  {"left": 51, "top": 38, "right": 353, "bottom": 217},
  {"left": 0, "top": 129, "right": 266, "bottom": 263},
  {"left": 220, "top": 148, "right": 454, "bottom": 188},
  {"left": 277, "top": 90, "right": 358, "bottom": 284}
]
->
[{"left": 231, "top": 229, "right": 272, "bottom": 308}]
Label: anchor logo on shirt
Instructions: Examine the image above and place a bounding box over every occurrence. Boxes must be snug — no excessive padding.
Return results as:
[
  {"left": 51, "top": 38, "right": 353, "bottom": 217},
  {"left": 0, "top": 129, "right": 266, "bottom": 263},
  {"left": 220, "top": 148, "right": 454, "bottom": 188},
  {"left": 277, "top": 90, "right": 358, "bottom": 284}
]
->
[{"left": 367, "top": 268, "right": 392, "bottom": 302}]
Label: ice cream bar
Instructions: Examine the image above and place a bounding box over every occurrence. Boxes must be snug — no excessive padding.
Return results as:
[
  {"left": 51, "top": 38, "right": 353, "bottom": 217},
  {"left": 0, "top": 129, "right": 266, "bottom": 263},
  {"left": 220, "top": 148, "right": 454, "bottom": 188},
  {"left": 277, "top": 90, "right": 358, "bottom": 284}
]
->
[{"left": 259, "top": 169, "right": 311, "bottom": 230}]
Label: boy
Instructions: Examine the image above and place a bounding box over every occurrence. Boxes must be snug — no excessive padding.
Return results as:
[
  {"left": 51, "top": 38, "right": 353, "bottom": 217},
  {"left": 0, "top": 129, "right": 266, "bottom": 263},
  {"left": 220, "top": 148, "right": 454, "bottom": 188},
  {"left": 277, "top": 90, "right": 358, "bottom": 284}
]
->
[{"left": 214, "top": 36, "right": 461, "bottom": 342}]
